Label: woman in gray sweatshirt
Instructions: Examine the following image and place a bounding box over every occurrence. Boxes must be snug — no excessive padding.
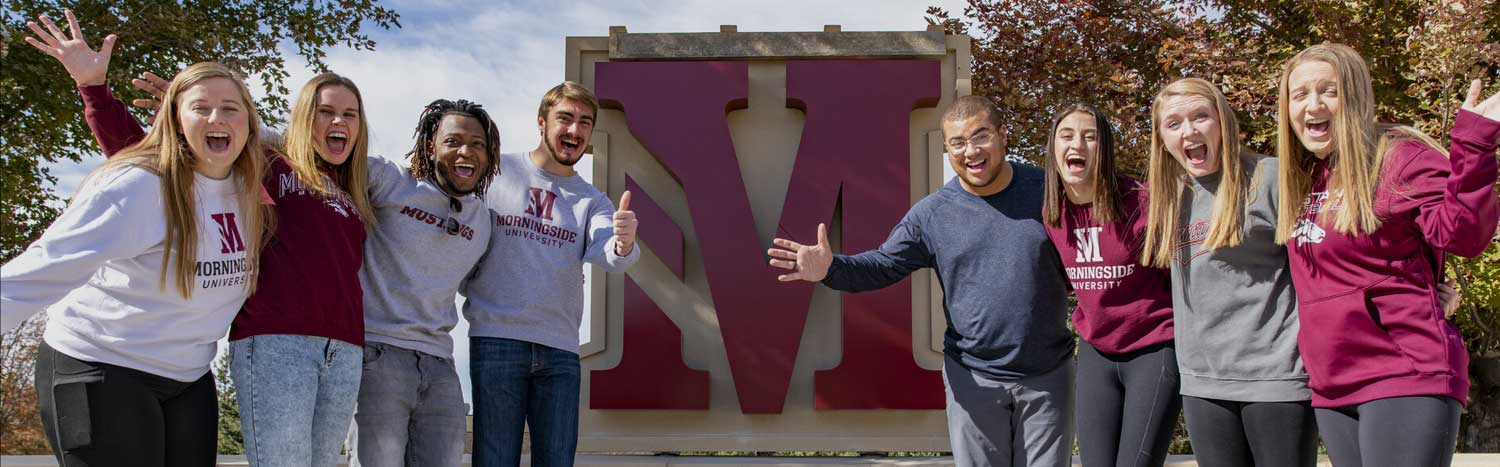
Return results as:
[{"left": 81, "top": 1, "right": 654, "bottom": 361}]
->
[{"left": 1140, "top": 77, "right": 1315, "bottom": 467}]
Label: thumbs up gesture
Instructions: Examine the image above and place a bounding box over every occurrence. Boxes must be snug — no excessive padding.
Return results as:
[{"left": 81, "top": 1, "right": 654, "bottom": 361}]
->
[
  {"left": 767, "top": 223, "right": 832, "bottom": 282},
  {"left": 613, "top": 191, "right": 637, "bottom": 256}
]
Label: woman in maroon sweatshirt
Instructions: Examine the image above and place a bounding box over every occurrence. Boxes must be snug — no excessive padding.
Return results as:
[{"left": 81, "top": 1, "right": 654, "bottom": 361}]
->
[
  {"left": 1040, "top": 104, "right": 1177, "bottom": 467},
  {"left": 30, "top": 16, "right": 376, "bottom": 466},
  {"left": 1275, "top": 43, "right": 1500, "bottom": 465}
]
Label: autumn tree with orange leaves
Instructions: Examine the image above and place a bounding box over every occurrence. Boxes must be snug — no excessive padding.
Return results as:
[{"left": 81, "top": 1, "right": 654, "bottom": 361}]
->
[{"left": 930, "top": 0, "right": 1500, "bottom": 452}]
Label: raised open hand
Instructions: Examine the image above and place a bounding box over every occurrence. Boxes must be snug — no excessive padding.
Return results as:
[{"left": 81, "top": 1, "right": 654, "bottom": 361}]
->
[
  {"left": 24, "top": 9, "right": 115, "bottom": 87},
  {"left": 129, "top": 71, "right": 171, "bottom": 125},
  {"left": 767, "top": 223, "right": 832, "bottom": 282},
  {"left": 1462, "top": 79, "right": 1500, "bottom": 123}
]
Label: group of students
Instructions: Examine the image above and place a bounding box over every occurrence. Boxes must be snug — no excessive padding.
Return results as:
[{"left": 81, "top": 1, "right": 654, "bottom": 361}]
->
[
  {"left": 2, "top": 10, "right": 1498, "bottom": 467},
  {"left": 3, "top": 10, "right": 638, "bottom": 467},
  {"left": 767, "top": 45, "right": 1499, "bottom": 467}
]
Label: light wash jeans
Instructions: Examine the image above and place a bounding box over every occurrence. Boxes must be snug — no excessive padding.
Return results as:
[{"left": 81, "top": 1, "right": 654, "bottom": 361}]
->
[
  {"left": 230, "top": 334, "right": 362, "bottom": 467},
  {"left": 349, "top": 342, "right": 467, "bottom": 467}
]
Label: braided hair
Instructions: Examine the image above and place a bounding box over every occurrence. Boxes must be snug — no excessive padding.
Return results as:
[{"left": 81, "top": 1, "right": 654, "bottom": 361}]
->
[{"left": 407, "top": 99, "right": 502, "bottom": 196}]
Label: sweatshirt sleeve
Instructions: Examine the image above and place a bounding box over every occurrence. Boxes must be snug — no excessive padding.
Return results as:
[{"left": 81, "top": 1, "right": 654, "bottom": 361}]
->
[
  {"left": 582, "top": 194, "right": 640, "bottom": 273},
  {"left": 1392, "top": 110, "right": 1500, "bottom": 257},
  {"left": 364, "top": 156, "right": 406, "bottom": 205},
  {"left": 821, "top": 212, "right": 934, "bottom": 292},
  {"left": 1, "top": 168, "right": 160, "bottom": 332},
  {"left": 78, "top": 84, "right": 147, "bottom": 156}
]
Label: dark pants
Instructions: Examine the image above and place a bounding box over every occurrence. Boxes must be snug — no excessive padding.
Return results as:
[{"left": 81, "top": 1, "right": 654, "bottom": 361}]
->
[
  {"left": 1316, "top": 396, "right": 1460, "bottom": 467},
  {"left": 470, "top": 336, "right": 581, "bottom": 467},
  {"left": 1181, "top": 396, "right": 1317, "bottom": 467},
  {"left": 35, "top": 342, "right": 218, "bottom": 467},
  {"left": 1075, "top": 341, "right": 1182, "bottom": 467}
]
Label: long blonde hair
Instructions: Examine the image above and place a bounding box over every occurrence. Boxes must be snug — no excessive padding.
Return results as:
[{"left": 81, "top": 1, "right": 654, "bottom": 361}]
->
[
  {"left": 95, "top": 62, "right": 272, "bottom": 298},
  {"left": 1274, "top": 43, "right": 1441, "bottom": 242},
  {"left": 1142, "top": 78, "right": 1252, "bottom": 268},
  {"left": 281, "top": 73, "right": 376, "bottom": 224}
]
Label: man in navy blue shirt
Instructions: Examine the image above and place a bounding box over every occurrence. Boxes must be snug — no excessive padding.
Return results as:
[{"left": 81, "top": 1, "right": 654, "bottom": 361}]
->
[{"left": 769, "top": 96, "right": 1074, "bottom": 467}]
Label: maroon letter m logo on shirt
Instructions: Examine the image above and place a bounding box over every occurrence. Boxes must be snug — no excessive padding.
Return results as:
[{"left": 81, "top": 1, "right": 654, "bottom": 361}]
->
[
  {"left": 525, "top": 188, "right": 558, "bottom": 221},
  {"left": 211, "top": 213, "right": 245, "bottom": 254}
]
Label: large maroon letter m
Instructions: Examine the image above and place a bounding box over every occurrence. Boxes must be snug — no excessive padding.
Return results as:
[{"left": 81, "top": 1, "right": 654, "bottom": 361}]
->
[{"left": 593, "top": 60, "right": 944, "bottom": 413}]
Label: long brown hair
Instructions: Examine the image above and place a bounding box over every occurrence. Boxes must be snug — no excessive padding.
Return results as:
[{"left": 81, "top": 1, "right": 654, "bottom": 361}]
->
[
  {"left": 93, "top": 62, "right": 272, "bottom": 297},
  {"left": 1273, "top": 43, "right": 1441, "bottom": 242},
  {"left": 1043, "top": 103, "right": 1120, "bottom": 227},
  {"left": 1142, "top": 78, "right": 1252, "bottom": 268},
  {"left": 282, "top": 73, "right": 377, "bottom": 225}
]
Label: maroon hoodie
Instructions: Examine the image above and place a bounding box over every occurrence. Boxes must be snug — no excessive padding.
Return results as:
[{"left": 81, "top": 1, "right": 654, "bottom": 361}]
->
[
  {"left": 80, "top": 84, "right": 367, "bottom": 346},
  {"left": 1044, "top": 177, "right": 1175, "bottom": 355},
  {"left": 1286, "top": 109, "right": 1499, "bottom": 408}
]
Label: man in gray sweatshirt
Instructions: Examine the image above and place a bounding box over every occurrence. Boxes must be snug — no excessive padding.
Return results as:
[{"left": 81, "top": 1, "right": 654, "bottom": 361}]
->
[
  {"left": 352, "top": 99, "right": 502, "bottom": 467},
  {"left": 460, "top": 82, "right": 639, "bottom": 467},
  {"left": 770, "top": 96, "right": 1074, "bottom": 467}
]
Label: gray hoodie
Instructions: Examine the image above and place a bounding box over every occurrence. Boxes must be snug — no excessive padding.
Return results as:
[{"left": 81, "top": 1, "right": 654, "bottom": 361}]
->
[
  {"left": 1171, "top": 154, "right": 1309, "bottom": 402},
  {"left": 360, "top": 156, "right": 491, "bottom": 358}
]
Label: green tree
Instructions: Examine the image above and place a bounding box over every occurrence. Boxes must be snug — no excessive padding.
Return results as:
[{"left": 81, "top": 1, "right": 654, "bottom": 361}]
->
[
  {"left": 0, "top": 0, "right": 401, "bottom": 262},
  {"left": 214, "top": 351, "right": 244, "bottom": 455}
]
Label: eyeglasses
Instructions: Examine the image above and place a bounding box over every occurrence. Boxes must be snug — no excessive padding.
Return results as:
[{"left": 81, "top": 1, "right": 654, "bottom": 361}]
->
[{"left": 945, "top": 129, "right": 999, "bottom": 154}]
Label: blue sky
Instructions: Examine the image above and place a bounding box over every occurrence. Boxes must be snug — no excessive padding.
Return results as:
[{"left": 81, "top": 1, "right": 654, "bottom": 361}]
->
[{"left": 43, "top": 0, "right": 970, "bottom": 405}]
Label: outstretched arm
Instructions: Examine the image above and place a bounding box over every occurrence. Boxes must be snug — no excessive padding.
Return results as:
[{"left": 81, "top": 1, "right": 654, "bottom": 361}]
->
[
  {"left": 769, "top": 219, "right": 933, "bottom": 292},
  {"left": 1405, "top": 80, "right": 1500, "bottom": 257},
  {"left": 24, "top": 9, "right": 145, "bottom": 155}
]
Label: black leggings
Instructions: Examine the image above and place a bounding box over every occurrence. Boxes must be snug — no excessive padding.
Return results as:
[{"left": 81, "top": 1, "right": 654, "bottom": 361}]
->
[
  {"left": 1315, "top": 396, "right": 1460, "bottom": 467},
  {"left": 1181, "top": 396, "right": 1317, "bottom": 467},
  {"left": 35, "top": 342, "right": 218, "bottom": 467},
  {"left": 1075, "top": 341, "right": 1182, "bottom": 467}
]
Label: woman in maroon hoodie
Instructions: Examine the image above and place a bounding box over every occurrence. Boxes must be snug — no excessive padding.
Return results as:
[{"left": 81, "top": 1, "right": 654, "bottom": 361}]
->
[
  {"left": 1041, "top": 104, "right": 1178, "bottom": 467},
  {"left": 28, "top": 13, "right": 376, "bottom": 466},
  {"left": 1275, "top": 43, "right": 1500, "bottom": 465}
]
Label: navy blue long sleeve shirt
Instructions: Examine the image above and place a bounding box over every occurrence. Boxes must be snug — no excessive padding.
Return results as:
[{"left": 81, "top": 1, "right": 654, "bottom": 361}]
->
[{"left": 822, "top": 164, "right": 1073, "bottom": 380}]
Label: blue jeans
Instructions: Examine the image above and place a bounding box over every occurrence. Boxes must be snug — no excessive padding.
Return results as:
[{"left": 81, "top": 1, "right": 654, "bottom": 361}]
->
[
  {"left": 230, "top": 334, "right": 362, "bottom": 467},
  {"left": 470, "top": 337, "right": 581, "bottom": 467},
  {"left": 350, "top": 342, "right": 467, "bottom": 467}
]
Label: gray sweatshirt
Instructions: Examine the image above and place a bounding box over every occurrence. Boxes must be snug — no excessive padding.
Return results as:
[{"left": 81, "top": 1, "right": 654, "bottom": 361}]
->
[
  {"left": 821, "top": 165, "right": 1073, "bottom": 381},
  {"left": 1172, "top": 154, "right": 1309, "bottom": 402},
  {"left": 461, "top": 152, "right": 638, "bottom": 354},
  {"left": 360, "top": 156, "right": 491, "bottom": 358}
]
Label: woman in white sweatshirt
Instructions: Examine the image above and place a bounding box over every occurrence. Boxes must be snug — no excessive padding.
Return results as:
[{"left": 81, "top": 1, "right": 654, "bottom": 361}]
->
[{"left": 0, "top": 29, "right": 272, "bottom": 466}]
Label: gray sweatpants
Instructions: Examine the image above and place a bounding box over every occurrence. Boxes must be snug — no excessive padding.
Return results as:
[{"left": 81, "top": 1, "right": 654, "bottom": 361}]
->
[{"left": 943, "top": 354, "right": 1076, "bottom": 467}]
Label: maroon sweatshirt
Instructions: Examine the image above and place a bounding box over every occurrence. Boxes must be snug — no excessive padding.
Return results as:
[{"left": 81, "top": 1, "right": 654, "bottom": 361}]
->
[
  {"left": 80, "top": 84, "right": 367, "bottom": 346},
  {"left": 1286, "top": 109, "right": 1499, "bottom": 408},
  {"left": 1044, "top": 177, "right": 1175, "bottom": 355}
]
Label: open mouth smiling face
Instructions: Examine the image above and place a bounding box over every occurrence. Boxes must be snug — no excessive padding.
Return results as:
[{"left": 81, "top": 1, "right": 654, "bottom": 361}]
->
[
  {"left": 1159, "top": 94, "right": 1222, "bottom": 177},
  {"left": 542, "top": 98, "right": 594, "bottom": 167},
  {"left": 177, "top": 77, "right": 251, "bottom": 179},
  {"left": 433, "top": 113, "right": 491, "bottom": 194},
  {"left": 312, "top": 85, "right": 362, "bottom": 165},
  {"left": 1287, "top": 60, "right": 1341, "bottom": 159},
  {"left": 1053, "top": 111, "right": 1099, "bottom": 186}
]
